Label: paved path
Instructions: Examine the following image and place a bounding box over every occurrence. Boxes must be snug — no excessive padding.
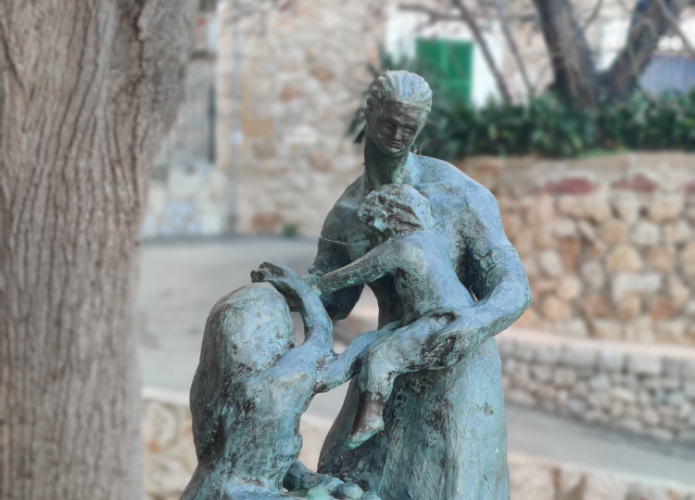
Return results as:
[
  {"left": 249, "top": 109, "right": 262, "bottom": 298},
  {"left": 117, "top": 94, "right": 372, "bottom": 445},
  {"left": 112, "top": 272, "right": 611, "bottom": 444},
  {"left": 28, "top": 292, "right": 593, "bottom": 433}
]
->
[{"left": 137, "top": 238, "right": 695, "bottom": 485}]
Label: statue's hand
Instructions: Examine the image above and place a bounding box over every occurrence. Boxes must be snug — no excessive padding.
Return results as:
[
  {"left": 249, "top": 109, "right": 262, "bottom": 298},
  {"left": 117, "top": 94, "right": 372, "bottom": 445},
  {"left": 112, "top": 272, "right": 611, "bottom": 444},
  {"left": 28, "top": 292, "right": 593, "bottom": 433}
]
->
[
  {"left": 251, "top": 262, "right": 320, "bottom": 313},
  {"left": 292, "top": 471, "right": 380, "bottom": 499}
]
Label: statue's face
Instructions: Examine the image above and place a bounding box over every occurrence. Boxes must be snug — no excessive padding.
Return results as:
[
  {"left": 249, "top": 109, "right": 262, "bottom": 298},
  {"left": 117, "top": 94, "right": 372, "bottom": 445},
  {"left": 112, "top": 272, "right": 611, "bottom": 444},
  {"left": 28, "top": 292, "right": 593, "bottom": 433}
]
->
[{"left": 367, "top": 101, "right": 426, "bottom": 156}]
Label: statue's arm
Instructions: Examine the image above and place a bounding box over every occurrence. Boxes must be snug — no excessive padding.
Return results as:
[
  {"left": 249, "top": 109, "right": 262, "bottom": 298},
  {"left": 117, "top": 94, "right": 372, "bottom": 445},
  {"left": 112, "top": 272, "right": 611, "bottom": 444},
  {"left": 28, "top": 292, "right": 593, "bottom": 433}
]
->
[
  {"left": 316, "top": 243, "right": 393, "bottom": 297},
  {"left": 251, "top": 263, "right": 332, "bottom": 349},
  {"left": 459, "top": 186, "right": 532, "bottom": 343},
  {"left": 309, "top": 236, "right": 363, "bottom": 321},
  {"left": 314, "top": 325, "right": 393, "bottom": 393}
]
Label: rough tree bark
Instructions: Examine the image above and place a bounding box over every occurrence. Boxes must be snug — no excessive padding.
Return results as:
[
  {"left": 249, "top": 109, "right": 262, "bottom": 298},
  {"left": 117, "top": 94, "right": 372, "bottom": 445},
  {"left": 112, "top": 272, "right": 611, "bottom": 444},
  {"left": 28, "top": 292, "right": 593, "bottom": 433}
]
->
[
  {"left": 533, "top": 0, "right": 693, "bottom": 103},
  {"left": 0, "top": 1, "right": 195, "bottom": 499},
  {"left": 531, "top": 0, "right": 599, "bottom": 106},
  {"left": 600, "top": 0, "right": 692, "bottom": 100}
]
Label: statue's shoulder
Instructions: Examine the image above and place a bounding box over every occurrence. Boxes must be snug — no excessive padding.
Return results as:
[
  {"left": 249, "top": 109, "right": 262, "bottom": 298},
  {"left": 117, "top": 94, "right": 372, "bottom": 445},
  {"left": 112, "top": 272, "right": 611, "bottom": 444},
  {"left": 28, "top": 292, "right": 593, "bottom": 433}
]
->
[{"left": 414, "top": 155, "right": 492, "bottom": 204}]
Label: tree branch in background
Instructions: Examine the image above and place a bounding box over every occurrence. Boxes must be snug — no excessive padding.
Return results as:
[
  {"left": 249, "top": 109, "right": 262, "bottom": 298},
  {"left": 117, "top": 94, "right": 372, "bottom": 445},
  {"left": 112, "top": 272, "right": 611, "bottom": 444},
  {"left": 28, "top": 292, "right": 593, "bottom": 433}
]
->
[
  {"left": 581, "top": 0, "right": 605, "bottom": 31},
  {"left": 655, "top": 0, "right": 695, "bottom": 55},
  {"left": 451, "top": 0, "right": 513, "bottom": 102},
  {"left": 491, "top": 0, "right": 533, "bottom": 96},
  {"left": 399, "top": 3, "right": 468, "bottom": 22},
  {"left": 600, "top": 0, "right": 691, "bottom": 100},
  {"left": 531, "top": 0, "right": 599, "bottom": 105}
]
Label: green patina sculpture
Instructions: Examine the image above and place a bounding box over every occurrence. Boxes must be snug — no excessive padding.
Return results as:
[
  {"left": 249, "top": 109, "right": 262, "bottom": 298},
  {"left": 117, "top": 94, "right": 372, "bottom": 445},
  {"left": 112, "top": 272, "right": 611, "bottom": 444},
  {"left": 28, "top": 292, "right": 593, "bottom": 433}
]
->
[{"left": 182, "top": 71, "right": 531, "bottom": 500}]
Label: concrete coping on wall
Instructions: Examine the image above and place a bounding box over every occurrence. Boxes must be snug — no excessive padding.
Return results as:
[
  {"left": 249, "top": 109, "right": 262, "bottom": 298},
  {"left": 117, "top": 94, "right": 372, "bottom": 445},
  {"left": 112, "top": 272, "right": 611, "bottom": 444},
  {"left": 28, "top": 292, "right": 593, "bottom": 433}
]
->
[{"left": 499, "top": 328, "right": 695, "bottom": 361}]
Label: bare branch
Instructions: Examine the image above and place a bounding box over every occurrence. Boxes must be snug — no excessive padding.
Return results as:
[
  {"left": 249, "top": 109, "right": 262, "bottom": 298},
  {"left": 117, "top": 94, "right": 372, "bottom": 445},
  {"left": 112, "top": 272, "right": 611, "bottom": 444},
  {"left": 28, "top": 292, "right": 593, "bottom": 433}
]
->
[
  {"left": 399, "top": 3, "right": 465, "bottom": 21},
  {"left": 601, "top": 0, "right": 691, "bottom": 99},
  {"left": 451, "top": 0, "right": 513, "bottom": 102},
  {"left": 581, "top": 0, "right": 604, "bottom": 31},
  {"left": 490, "top": 0, "right": 533, "bottom": 96},
  {"left": 654, "top": 0, "right": 695, "bottom": 56}
]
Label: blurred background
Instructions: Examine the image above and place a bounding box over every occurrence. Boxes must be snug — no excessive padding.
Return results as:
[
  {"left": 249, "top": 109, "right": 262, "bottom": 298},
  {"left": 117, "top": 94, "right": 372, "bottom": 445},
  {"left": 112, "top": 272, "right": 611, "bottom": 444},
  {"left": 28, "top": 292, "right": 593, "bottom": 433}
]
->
[{"left": 138, "top": 1, "right": 695, "bottom": 499}]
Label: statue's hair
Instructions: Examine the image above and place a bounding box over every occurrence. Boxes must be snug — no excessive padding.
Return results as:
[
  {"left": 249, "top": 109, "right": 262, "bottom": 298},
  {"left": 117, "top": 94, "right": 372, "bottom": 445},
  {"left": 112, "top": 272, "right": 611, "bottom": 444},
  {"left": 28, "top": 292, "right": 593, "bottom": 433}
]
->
[
  {"left": 364, "top": 71, "right": 433, "bottom": 121},
  {"left": 359, "top": 183, "right": 435, "bottom": 234}
]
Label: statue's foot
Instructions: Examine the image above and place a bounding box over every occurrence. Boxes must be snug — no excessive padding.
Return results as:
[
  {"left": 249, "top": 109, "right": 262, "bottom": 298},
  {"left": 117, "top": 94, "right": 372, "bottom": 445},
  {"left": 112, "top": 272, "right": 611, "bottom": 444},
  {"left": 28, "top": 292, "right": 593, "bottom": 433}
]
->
[{"left": 345, "top": 396, "right": 385, "bottom": 449}]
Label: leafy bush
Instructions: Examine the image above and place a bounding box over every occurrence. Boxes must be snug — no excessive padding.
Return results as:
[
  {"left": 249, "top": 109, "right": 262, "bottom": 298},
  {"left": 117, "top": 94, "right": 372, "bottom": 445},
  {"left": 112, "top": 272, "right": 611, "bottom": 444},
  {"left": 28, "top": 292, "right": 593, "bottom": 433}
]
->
[{"left": 351, "top": 52, "right": 695, "bottom": 159}]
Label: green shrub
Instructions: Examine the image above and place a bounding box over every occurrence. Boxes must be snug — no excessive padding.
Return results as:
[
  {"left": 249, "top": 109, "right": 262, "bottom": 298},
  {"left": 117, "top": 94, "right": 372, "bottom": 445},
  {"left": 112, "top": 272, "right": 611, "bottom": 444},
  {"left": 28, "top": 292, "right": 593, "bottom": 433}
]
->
[{"left": 352, "top": 51, "right": 695, "bottom": 159}]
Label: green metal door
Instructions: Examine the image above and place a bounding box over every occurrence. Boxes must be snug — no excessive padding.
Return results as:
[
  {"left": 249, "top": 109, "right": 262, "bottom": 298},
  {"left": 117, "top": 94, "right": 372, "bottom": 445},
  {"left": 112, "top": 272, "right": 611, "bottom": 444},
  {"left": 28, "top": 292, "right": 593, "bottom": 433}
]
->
[{"left": 416, "top": 38, "right": 473, "bottom": 105}]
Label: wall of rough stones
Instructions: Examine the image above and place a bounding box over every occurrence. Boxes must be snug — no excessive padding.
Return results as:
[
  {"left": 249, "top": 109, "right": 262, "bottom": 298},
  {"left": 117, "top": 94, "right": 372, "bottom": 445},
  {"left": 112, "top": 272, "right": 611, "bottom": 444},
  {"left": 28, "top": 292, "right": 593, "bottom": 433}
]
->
[
  {"left": 141, "top": 386, "right": 695, "bottom": 500},
  {"left": 499, "top": 329, "right": 695, "bottom": 443},
  {"left": 458, "top": 153, "right": 695, "bottom": 345}
]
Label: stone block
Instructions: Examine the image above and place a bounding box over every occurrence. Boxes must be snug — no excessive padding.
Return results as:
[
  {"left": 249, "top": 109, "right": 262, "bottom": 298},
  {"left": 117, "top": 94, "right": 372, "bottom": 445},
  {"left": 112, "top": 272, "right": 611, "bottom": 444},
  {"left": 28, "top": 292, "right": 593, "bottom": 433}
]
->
[
  {"left": 611, "top": 273, "right": 662, "bottom": 302},
  {"left": 611, "top": 387, "right": 637, "bottom": 404},
  {"left": 515, "top": 342, "right": 535, "bottom": 362},
  {"left": 554, "top": 368, "right": 577, "bottom": 388},
  {"left": 590, "top": 374, "right": 611, "bottom": 391},
  {"left": 541, "top": 295, "right": 572, "bottom": 321},
  {"left": 591, "top": 320, "right": 623, "bottom": 340},
  {"left": 562, "top": 346, "right": 597, "bottom": 368},
  {"left": 650, "top": 299, "right": 681, "bottom": 322},
  {"left": 628, "top": 354, "right": 662, "bottom": 376},
  {"left": 598, "top": 350, "right": 625, "bottom": 372},
  {"left": 616, "top": 294, "right": 642, "bottom": 321},
  {"left": 559, "top": 238, "right": 583, "bottom": 271},
  {"left": 679, "top": 242, "right": 695, "bottom": 278},
  {"left": 582, "top": 472, "right": 628, "bottom": 500},
  {"left": 509, "top": 462, "right": 555, "bottom": 500},
  {"left": 630, "top": 221, "right": 660, "bottom": 247},
  {"left": 582, "top": 294, "right": 611, "bottom": 318},
  {"left": 582, "top": 195, "right": 613, "bottom": 223},
  {"left": 532, "top": 364, "right": 553, "bottom": 383},
  {"left": 557, "top": 275, "right": 583, "bottom": 301},
  {"left": 663, "top": 220, "right": 692, "bottom": 244},
  {"left": 599, "top": 219, "right": 629, "bottom": 244},
  {"left": 535, "top": 344, "right": 562, "bottom": 365},
  {"left": 568, "top": 398, "right": 587, "bottom": 415},
  {"left": 552, "top": 217, "right": 577, "bottom": 238},
  {"left": 611, "top": 192, "right": 641, "bottom": 224},
  {"left": 538, "top": 250, "right": 564, "bottom": 278},
  {"left": 525, "top": 194, "right": 556, "bottom": 224},
  {"left": 624, "top": 317, "right": 656, "bottom": 342},
  {"left": 655, "top": 320, "right": 686, "bottom": 342},
  {"left": 581, "top": 261, "right": 605, "bottom": 290},
  {"left": 606, "top": 245, "right": 643, "bottom": 272},
  {"left": 558, "top": 318, "right": 589, "bottom": 338},
  {"left": 645, "top": 247, "right": 674, "bottom": 274},
  {"left": 666, "top": 277, "right": 690, "bottom": 308},
  {"left": 648, "top": 194, "right": 685, "bottom": 222},
  {"left": 682, "top": 360, "right": 695, "bottom": 380},
  {"left": 685, "top": 381, "right": 695, "bottom": 399},
  {"left": 506, "top": 389, "right": 536, "bottom": 406}
]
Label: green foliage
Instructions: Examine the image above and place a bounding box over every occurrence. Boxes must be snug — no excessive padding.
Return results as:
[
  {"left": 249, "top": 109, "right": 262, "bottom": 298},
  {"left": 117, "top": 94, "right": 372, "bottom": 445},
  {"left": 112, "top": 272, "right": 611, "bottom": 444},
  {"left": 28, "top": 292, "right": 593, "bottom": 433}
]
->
[
  {"left": 413, "top": 91, "right": 695, "bottom": 160},
  {"left": 352, "top": 49, "right": 695, "bottom": 159}
]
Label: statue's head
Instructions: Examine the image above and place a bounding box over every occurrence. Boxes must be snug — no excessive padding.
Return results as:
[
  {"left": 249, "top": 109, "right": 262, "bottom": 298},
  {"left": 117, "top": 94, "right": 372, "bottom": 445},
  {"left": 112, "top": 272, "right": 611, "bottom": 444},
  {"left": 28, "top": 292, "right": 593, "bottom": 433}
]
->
[
  {"left": 359, "top": 183, "right": 435, "bottom": 239},
  {"left": 204, "top": 284, "right": 294, "bottom": 373},
  {"left": 364, "top": 71, "right": 433, "bottom": 156}
]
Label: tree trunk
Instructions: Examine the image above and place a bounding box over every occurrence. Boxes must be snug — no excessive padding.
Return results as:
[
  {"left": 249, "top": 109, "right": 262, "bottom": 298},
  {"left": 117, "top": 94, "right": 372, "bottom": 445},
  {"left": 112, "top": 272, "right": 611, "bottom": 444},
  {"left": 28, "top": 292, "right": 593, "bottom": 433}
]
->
[
  {"left": 0, "top": 1, "right": 195, "bottom": 499},
  {"left": 599, "top": 0, "right": 692, "bottom": 100},
  {"left": 532, "top": 0, "right": 599, "bottom": 106}
]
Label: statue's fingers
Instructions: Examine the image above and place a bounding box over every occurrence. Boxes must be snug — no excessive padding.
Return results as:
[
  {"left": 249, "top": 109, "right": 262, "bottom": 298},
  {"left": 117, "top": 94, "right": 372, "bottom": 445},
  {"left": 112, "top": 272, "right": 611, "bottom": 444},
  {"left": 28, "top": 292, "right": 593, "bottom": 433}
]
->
[
  {"left": 259, "top": 262, "right": 289, "bottom": 277},
  {"left": 250, "top": 269, "right": 268, "bottom": 283}
]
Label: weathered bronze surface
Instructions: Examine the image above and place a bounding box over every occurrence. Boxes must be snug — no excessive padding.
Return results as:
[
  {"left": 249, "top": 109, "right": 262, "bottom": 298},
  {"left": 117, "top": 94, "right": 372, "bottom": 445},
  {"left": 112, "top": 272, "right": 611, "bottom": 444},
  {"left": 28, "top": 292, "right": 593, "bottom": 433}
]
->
[{"left": 182, "top": 71, "right": 531, "bottom": 500}]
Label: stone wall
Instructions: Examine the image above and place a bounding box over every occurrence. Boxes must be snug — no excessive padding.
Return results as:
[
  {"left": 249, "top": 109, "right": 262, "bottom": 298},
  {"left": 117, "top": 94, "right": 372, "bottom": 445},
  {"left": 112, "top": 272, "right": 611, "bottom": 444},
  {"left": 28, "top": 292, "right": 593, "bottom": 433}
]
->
[
  {"left": 499, "top": 329, "right": 695, "bottom": 442},
  {"left": 458, "top": 153, "right": 695, "bottom": 345},
  {"left": 141, "top": 386, "right": 695, "bottom": 500}
]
